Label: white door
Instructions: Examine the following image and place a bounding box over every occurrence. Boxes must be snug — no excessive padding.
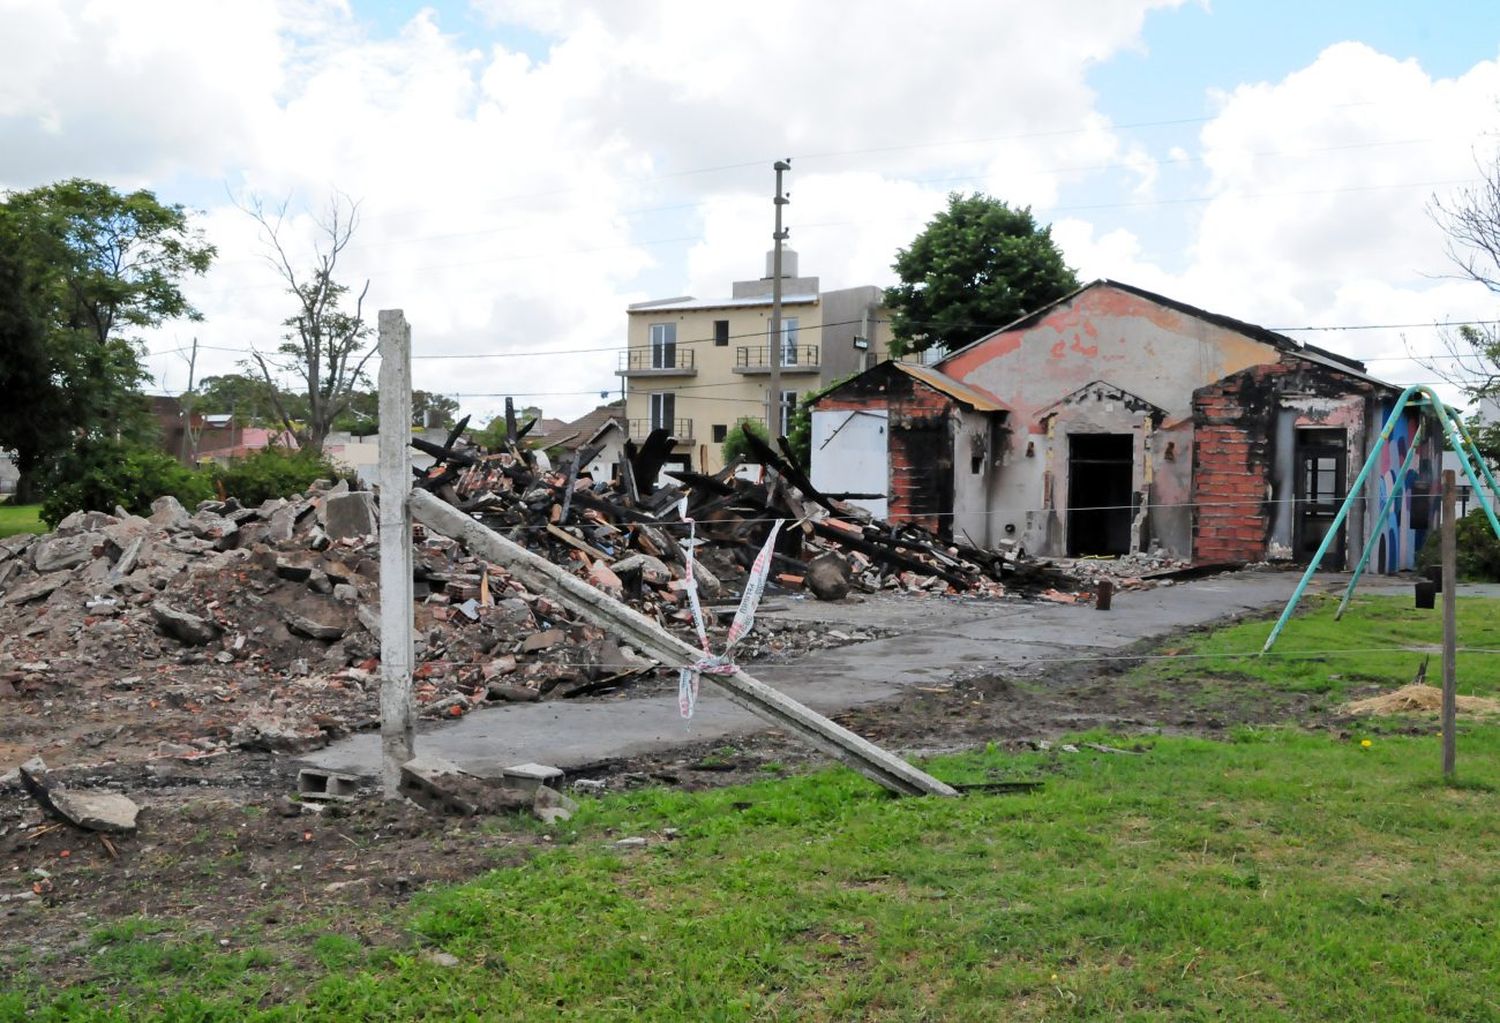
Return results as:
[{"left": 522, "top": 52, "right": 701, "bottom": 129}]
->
[{"left": 810, "top": 409, "right": 888, "bottom": 519}]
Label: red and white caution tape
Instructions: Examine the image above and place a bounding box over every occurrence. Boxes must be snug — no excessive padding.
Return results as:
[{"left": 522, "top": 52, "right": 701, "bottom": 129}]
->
[{"left": 677, "top": 505, "right": 784, "bottom": 719}]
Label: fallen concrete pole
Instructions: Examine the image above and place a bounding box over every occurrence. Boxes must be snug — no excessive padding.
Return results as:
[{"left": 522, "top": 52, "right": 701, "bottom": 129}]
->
[{"left": 409, "top": 488, "right": 957, "bottom": 798}]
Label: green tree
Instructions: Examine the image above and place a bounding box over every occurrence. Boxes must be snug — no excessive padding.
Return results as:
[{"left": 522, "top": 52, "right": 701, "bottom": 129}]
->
[
  {"left": 884, "top": 192, "right": 1079, "bottom": 357},
  {"left": 475, "top": 406, "right": 543, "bottom": 450},
  {"left": 0, "top": 179, "right": 215, "bottom": 499},
  {"left": 721, "top": 417, "right": 770, "bottom": 465},
  {"left": 413, "top": 390, "right": 461, "bottom": 430},
  {"left": 196, "top": 373, "right": 307, "bottom": 426}
]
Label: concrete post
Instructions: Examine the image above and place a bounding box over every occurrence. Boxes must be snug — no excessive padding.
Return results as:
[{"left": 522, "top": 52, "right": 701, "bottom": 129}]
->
[{"left": 378, "top": 310, "right": 415, "bottom": 798}]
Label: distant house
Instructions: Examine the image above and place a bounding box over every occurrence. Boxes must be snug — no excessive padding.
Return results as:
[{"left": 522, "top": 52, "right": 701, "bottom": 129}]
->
[
  {"left": 811, "top": 280, "right": 1438, "bottom": 572},
  {"left": 532, "top": 402, "right": 627, "bottom": 482},
  {"left": 149, "top": 397, "right": 297, "bottom": 465}
]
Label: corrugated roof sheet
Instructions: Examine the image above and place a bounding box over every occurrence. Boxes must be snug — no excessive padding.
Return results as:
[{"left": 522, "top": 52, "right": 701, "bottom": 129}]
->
[{"left": 893, "top": 363, "right": 1010, "bottom": 413}]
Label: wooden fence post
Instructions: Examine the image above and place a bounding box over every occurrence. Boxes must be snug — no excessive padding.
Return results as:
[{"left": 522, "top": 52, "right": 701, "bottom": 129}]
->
[
  {"left": 1441, "top": 467, "right": 1457, "bottom": 780},
  {"left": 378, "top": 310, "right": 415, "bottom": 798}
]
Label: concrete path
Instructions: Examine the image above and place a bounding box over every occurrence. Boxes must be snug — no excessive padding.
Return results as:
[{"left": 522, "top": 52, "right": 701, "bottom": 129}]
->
[{"left": 305, "top": 570, "right": 1360, "bottom": 779}]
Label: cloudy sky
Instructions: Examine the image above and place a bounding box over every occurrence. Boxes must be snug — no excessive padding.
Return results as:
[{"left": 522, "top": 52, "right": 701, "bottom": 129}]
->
[{"left": 4, "top": 0, "right": 1499, "bottom": 423}]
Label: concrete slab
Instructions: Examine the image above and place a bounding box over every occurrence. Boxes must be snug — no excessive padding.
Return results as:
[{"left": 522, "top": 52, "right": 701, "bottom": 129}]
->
[{"left": 304, "top": 571, "right": 1322, "bottom": 780}]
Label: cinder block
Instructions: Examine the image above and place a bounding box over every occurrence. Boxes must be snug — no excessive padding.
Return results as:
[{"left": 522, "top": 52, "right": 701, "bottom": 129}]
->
[
  {"left": 501, "top": 762, "right": 564, "bottom": 794},
  {"left": 297, "top": 768, "right": 362, "bottom": 802}
]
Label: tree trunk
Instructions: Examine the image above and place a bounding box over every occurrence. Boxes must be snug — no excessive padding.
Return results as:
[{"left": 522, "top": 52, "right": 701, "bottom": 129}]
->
[{"left": 13, "top": 469, "right": 39, "bottom": 505}]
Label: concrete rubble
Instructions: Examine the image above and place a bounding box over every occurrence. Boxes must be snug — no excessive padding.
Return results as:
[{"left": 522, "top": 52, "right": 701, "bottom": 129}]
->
[
  {"left": 0, "top": 476, "right": 901, "bottom": 781},
  {"left": 0, "top": 425, "right": 1230, "bottom": 809}
]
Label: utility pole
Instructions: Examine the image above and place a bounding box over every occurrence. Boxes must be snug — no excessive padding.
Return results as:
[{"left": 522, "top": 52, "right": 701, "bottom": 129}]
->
[{"left": 767, "top": 159, "right": 791, "bottom": 437}]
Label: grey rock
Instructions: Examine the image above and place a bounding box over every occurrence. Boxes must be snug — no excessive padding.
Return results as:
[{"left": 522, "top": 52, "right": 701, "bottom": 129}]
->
[
  {"left": 148, "top": 495, "right": 192, "bottom": 530},
  {"left": 0, "top": 534, "right": 35, "bottom": 560},
  {"left": 323, "top": 491, "right": 377, "bottom": 540},
  {"left": 690, "top": 558, "right": 723, "bottom": 599},
  {"left": 18, "top": 756, "right": 139, "bottom": 834},
  {"left": 333, "top": 583, "right": 359, "bottom": 604},
  {"left": 615, "top": 836, "right": 647, "bottom": 848},
  {"left": 2, "top": 574, "right": 64, "bottom": 606},
  {"left": 167, "top": 535, "right": 214, "bottom": 555},
  {"left": 275, "top": 552, "right": 316, "bottom": 581},
  {"left": 532, "top": 784, "right": 577, "bottom": 824},
  {"left": 187, "top": 512, "right": 237, "bottom": 543},
  {"left": 520, "top": 628, "right": 564, "bottom": 653},
  {"left": 805, "top": 552, "right": 853, "bottom": 602},
  {"left": 282, "top": 610, "right": 346, "bottom": 641},
  {"left": 47, "top": 789, "right": 140, "bottom": 834},
  {"left": 0, "top": 559, "right": 21, "bottom": 593},
  {"left": 613, "top": 553, "right": 672, "bottom": 586},
  {"left": 266, "top": 506, "right": 297, "bottom": 544},
  {"left": 32, "top": 533, "right": 101, "bottom": 573},
  {"left": 150, "top": 600, "right": 221, "bottom": 646},
  {"left": 107, "top": 536, "right": 147, "bottom": 586}
]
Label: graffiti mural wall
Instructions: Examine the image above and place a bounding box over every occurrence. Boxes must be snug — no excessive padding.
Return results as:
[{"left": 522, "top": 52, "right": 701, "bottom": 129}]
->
[{"left": 1374, "top": 408, "right": 1439, "bottom": 573}]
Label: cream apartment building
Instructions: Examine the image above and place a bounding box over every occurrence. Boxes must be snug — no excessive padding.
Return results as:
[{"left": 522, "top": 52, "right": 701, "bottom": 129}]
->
[{"left": 621, "top": 251, "right": 886, "bottom": 474}]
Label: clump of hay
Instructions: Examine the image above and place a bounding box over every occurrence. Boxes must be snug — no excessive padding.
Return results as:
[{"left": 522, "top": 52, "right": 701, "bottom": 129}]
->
[{"left": 1341, "top": 684, "right": 1500, "bottom": 717}]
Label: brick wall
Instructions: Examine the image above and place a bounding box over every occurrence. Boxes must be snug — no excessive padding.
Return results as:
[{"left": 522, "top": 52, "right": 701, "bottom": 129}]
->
[{"left": 1192, "top": 368, "right": 1277, "bottom": 563}]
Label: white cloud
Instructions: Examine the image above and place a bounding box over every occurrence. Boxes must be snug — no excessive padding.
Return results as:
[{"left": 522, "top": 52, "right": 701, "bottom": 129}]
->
[
  {"left": 22, "top": 2, "right": 1498, "bottom": 424},
  {"left": 1050, "top": 42, "right": 1500, "bottom": 405}
]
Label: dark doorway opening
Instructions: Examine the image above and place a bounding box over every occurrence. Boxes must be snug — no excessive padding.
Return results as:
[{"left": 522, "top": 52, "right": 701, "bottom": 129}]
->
[
  {"left": 1295, "top": 428, "right": 1346, "bottom": 569},
  {"left": 1067, "top": 433, "right": 1133, "bottom": 556}
]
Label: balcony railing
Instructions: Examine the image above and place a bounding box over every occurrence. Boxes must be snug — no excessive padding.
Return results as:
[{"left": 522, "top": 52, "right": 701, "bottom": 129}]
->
[
  {"left": 733, "top": 344, "right": 821, "bottom": 373},
  {"left": 617, "top": 347, "right": 696, "bottom": 375},
  {"left": 627, "top": 418, "right": 694, "bottom": 441}
]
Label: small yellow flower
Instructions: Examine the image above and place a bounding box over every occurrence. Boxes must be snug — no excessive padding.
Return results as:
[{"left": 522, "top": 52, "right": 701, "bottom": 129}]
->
[
  {"left": 1051, "top": 974, "right": 1059, "bottom": 982},
  {"left": 1360, "top": 739, "right": 1373, "bottom": 748}
]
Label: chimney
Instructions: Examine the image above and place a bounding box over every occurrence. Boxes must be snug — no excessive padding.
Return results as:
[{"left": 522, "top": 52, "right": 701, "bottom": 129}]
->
[{"left": 763, "top": 248, "right": 798, "bottom": 280}]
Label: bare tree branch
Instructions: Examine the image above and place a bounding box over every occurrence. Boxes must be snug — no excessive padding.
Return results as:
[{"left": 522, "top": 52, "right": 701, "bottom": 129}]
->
[{"left": 233, "top": 190, "right": 372, "bottom": 453}]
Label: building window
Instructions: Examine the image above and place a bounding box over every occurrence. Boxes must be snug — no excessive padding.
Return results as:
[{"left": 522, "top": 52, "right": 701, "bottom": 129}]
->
[
  {"left": 714, "top": 320, "right": 730, "bottom": 346},
  {"left": 768, "top": 317, "right": 800, "bottom": 365},
  {"left": 712, "top": 424, "right": 727, "bottom": 443},
  {"left": 649, "top": 392, "right": 675, "bottom": 432},
  {"left": 650, "top": 322, "right": 677, "bottom": 369},
  {"left": 779, "top": 390, "right": 797, "bottom": 437}
]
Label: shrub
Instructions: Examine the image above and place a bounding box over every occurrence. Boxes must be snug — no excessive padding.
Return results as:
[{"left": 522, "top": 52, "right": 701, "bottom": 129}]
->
[
  {"left": 212, "top": 446, "right": 349, "bottom": 506},
  {"left": 1416, "top": 508, "right": 1500, "bottom": 581},
  {"left": 721, "top": 417, "right": 769, "bottom": 465},
  {"left": 40, "top": 438, "right": 213, "bottom": 526}
]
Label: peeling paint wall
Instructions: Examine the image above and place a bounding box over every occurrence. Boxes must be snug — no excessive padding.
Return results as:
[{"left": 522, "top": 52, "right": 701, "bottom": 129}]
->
[
  {"left": 939, "top": 286, "right": 1282, "bottom": 559},
  {"left": 952, "top": 407, "right": 999, "bottom": 545}
]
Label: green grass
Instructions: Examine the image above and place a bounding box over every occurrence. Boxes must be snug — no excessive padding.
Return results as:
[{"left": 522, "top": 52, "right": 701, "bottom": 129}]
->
[
  {"left": 8, "top": 728, "right": 1500, "bottom": 1021},
  {"left": 0, "top": 502, "right": 43, "bottom": 539},
  {"left": 1136, "top": 593, "right": 1500, "bottom": 698}
]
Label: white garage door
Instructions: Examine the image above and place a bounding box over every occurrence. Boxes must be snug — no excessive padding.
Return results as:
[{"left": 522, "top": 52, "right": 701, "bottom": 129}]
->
[{"left": 810, "top": 409, "right": 888, "bottom": 519}]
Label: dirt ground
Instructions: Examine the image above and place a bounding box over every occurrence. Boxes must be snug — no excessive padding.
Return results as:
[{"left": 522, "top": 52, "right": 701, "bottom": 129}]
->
[{"left": 0, "top": 595, "right": 1349, "bottom": 992}]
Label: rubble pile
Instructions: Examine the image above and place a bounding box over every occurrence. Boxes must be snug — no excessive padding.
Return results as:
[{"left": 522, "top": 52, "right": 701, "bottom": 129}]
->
[
  {"left": 419, "top": 419, "right": 1067, "bottom": 604},
  {"left": 0, "top": 420, "right": 1137, "bottom": 771}
]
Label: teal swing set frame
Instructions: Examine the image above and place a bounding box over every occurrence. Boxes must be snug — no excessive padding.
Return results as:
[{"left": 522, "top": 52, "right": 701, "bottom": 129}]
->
[{"left": 1262, "top": 384, "right": 1500, "bottom": 653}]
